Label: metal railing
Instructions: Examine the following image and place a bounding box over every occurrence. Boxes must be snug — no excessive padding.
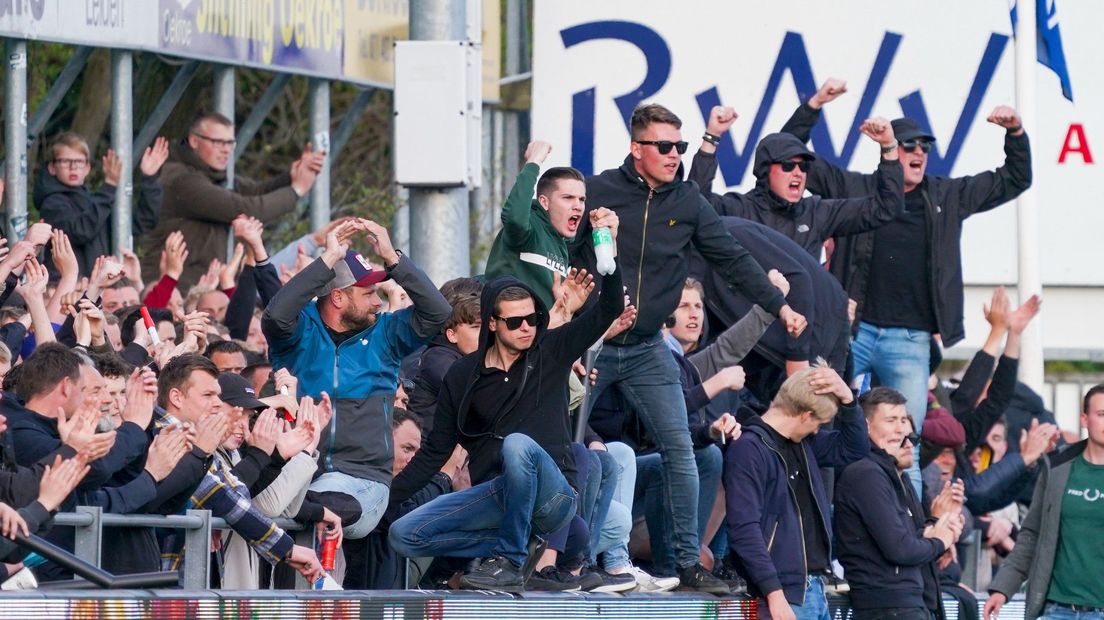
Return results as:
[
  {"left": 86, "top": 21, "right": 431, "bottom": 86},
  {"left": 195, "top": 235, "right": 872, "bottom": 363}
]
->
[{"left": 49, "top": 507, "right": 316, "bottom": 590}]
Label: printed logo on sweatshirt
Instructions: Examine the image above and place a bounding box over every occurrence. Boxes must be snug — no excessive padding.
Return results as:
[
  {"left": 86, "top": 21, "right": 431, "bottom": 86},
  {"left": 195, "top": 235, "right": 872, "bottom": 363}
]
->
[
  {"left": 520, "top": 252, "right": 568, "bottom": 277},
  {"left": 668, "top": 219, "right": 677, "bottom": 227}
]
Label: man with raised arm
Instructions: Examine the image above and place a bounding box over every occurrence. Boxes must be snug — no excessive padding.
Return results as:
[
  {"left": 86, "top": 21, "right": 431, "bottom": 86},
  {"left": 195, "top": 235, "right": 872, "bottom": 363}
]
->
[{"left": 263, "top": 219, "right": 451, "bottom": 541}]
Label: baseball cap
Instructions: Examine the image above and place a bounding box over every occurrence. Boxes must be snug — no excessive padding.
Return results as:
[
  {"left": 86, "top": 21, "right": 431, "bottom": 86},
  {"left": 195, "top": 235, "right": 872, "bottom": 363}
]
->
[
  {"left": 891, "top": 118, "right": 936, "bottom": 143},
  {"left": 319, "top": 250, "right": 390, "bottom": 296},
  {"left": 218, "top": 372, "right": 268, "bottom": 410}
]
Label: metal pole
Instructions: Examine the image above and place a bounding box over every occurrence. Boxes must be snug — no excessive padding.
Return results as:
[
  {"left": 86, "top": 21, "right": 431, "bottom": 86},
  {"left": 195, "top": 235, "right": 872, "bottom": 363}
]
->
[
  {"left": 1014, "top": 0, "right": 1044, "bottom": 392},
  {"left": 4, "top": 40, "right": 28, "bottom": 242},
  {"left": 213, "top": 65, "right": 236, "bottom": 188},
  {"left": 110, "top": 50, "right": 133, "bottom": 254},
  {"left": 182, "top": 509, "right": 212, "bottom": 590},
  {"left": 73, "top": 505, "right": 103, "bottom": 570},
  {"left": 408, "top": 0, "right": 470, "bottom": 283},
  {"left": 330, "top": 87, "right": 374, "bottom": 162},
  {"left": 28, "top": 46, "right": 93, "bottom": 146},
  {"left": 234, "top": 73, "right": 291, "bottom": 161},
  {"left": 133, "top": 61, "right": 200, "bottom": 157},
  {"left": 308, "top": 78, "right": 331, "bottom": 231}
]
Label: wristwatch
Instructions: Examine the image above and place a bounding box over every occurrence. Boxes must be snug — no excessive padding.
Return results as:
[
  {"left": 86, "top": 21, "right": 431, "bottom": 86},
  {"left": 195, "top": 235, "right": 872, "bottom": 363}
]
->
[
  {"left": 385, "top": 249, "right": 403, "bottom": 270},
  {"left": 880, "top": 142, "right": 898, "bottom": 154},
  {"left": 702, "top": 132, "right": 721, "bottom": 146}
]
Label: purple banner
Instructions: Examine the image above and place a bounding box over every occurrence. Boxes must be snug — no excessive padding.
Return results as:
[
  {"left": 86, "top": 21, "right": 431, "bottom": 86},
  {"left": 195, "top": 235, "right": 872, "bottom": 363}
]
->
[{"left": 159, "top": 0, "right": 343, "bottom": 78}]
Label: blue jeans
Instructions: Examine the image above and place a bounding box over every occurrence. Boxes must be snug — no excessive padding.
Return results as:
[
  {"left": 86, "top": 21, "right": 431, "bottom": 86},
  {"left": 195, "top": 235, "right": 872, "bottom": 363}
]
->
[
  {"left": 1040, "top": 603, "right": 1104, "bottom": 620},
  {"left": 758, "top": 575, "right": 830, "bottom": 620},
  {"left": 584, "top": 449, "right": 619, "bottom": 564},
  {"left": 308, "top": 472, "right": 389, "bottom": 539},
  {"left": 594, "top": 500, "right": 632, "bottom": 571},
  {"left": 591, "top": 333, "right": 701, "bottom": 568},
  {"left": 851, "top": 321, "right": 931, "bottom": 495},
  {"left": 603, "top": 442, "right": 637, "bottom": 570},
  {"left": 636, "top": 444, "right": 722, "bottom": 575},
  {"left": 388, "top": 433, "right": 576, "bottom": 567}
]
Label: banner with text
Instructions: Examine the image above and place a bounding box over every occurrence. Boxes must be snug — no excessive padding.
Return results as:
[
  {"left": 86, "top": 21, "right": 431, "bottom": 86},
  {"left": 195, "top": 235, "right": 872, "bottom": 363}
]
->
[{"left": 532, "top": 0, "right": 1103, "bottom": 286}]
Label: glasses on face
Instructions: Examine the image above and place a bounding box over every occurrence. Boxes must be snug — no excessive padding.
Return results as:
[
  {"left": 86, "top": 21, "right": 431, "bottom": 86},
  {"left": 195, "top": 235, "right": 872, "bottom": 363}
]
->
[
  {"left": 493, "top": 312, "right": 539, "bottom": 330},
  {"left": 635, "top": 140, "right": 688, "bottom": 155},
  {"left": 901, "top": 432, "right": 920, "bottom": 447},
  {"left": 777, "top": 160, "right": 811, "bottom": 173},
  {"left": 192, "top": 133, "right": 237, "bottom": 149},
  {"left": 899, "top": 139, "right": 932, "bottom": 154},
  {"left": 54, "top": 158, "right": 88, "bottom": 169}
]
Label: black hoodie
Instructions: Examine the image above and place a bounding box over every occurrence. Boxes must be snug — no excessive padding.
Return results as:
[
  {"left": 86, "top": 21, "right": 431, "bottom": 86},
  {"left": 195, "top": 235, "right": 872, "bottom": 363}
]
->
[
  {"left": 390, "top": 270, "right": 624, "bottom": 505},
  {"left": 687, "top": 132, "right": 904, "bottom": 259},
  {"left": 573, "top": 155, "right": 784, "bottom": 346},
  {"left": 33, "top": 168, "right": 161, "bottom": 276}
]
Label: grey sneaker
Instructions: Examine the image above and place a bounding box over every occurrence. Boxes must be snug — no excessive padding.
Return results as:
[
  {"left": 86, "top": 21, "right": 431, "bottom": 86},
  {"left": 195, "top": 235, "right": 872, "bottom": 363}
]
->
[{"left": 587, "top": 567, "right": 637, "bottom": 593}]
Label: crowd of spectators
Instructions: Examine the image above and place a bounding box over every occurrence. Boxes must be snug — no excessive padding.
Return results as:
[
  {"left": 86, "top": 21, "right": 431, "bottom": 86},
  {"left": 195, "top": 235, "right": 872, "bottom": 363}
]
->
[{"left": 0, "top": 81, "right": 1098, "bottom": 620}]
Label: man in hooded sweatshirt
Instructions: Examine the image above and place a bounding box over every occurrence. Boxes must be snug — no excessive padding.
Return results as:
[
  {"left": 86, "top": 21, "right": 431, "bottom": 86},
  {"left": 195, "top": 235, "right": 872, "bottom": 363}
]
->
[
  {"left": 687, "top": 107, "right": 903, "bottom": 260},
  {"left": 389, "top": 209, "right": 625, "bottom": 592},
  {"left": 140, "top": 112, "right": 327, "bottom": 289}
]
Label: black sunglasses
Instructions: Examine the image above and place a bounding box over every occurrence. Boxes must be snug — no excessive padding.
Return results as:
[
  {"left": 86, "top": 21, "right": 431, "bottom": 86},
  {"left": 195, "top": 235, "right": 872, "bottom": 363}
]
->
[
  {"left": 777, "top": 160, "right": 811, "bottom": 173},
  {"left": 901, "top": 432, "right": 920, "bottom": 447},
  {"left": 493, "top": 313, "right": 540, "bottom": 330},
  {"left": 635, "top": 140, "right": 688, "bottom": 155},
  {"left": 899, "top": 139, "right": 932, "bottom": 154}
]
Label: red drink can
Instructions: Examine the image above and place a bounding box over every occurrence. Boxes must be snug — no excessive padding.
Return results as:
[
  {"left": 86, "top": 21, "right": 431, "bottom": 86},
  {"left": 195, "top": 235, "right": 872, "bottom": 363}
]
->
[{"left": 320, "top": 534, "right": 338, "bottom": 571}]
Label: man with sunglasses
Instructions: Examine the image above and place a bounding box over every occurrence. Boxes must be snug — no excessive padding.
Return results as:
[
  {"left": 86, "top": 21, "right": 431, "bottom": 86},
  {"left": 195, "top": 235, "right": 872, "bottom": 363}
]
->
[
  {"left": 688, "top": 108, "right": 904, "bottom": 259},
  {"left": 780, "top": 79, "right": 1032, "bottom": 496},
  {"left": 140, "top": 111, "right": 328, "bottom": 289},
  {"left": 835, "top": 387, "right": 963, "bottom": 620},
  {"left": 575, "top": 103, "right": 805, "bottom": 594},
  {"left": 389, "top": 217, "right": 625, "bottom": 591}
]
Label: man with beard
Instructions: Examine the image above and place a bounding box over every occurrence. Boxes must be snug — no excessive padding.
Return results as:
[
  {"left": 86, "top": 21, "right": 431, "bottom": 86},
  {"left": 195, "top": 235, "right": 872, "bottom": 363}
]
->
[{"left": 263, "top": 219, "right": 451, "bottom": 541}]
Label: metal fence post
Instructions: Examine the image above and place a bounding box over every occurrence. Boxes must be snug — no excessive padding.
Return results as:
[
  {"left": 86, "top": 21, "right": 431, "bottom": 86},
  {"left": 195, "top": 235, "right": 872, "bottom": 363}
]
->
[
  {"left": 213, "top": 65, "right": 236, "bottom": 189},
  {"left": 72, "top": 505, "right": 103, "bottom": 571},
  {"left": 4, "top": 39, "right": 29, "bottom": 242},
  {"left": 308, "top": 78, "right": 331, "bottom": 232},
  {"left": 293, "top": 526, "right": 316, "bottom": 590},
  {"left": 110, "top": 49, "right": 133, "bottom": 253},
  {"left": 182, "top": 509, "right": 212, "bottom": 589}
]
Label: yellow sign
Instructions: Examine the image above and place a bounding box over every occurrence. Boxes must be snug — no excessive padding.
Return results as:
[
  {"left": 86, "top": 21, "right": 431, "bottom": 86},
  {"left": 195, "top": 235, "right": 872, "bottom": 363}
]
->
[{"left": 343, "top": 0, "right": 501, "bottom": 100}]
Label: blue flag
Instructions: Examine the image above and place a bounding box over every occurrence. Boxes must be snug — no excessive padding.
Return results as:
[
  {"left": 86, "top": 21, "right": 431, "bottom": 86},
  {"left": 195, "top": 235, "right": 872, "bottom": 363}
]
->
[{"left": 1010, "top": 0, "right": 1075, "bottom": 101}]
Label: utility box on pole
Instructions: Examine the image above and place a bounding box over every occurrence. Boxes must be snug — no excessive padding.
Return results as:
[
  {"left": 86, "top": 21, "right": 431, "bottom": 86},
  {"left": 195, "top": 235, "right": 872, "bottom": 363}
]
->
[{"left": 394, "top": 41, "right": 471, "bottom": 187}]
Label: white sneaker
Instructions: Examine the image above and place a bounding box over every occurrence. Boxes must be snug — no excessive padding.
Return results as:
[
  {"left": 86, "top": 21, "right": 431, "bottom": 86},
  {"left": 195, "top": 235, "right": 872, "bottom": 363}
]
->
[
  {"left": 627, "top": 566, "right": 679, "bottom": 592},
  {"left": 1, "top": 567, "right": 37, "bottom": 590}
]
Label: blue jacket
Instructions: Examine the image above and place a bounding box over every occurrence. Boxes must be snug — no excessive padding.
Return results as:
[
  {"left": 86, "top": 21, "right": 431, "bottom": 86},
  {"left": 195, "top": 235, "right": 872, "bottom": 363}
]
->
[
  {"left": 724, "top": 404, "right": 869, "bottom": 604},
  {"left": 263, "top": 254, "right": 450, "bottom": 485}
]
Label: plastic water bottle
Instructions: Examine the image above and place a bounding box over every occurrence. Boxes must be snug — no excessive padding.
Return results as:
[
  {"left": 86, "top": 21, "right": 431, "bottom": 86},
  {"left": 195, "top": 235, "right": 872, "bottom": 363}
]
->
[{"left": 593, "top": 227, "right": 616, "bottom": 275}]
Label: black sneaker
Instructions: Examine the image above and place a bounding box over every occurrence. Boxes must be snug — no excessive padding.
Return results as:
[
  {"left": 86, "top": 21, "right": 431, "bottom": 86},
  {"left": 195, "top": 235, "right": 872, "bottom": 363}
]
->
[
  {"left": 526, "top": 566, "right": 582, "bottom": 591},
  {"left": 586, "top": 567, "right": 636, "bottom": 593},
  {"left": 459, "top": 556, "right": 526, "bottom": 592},
  {"left": 678, "top": 563, "right": 732, "bottom": 595}
]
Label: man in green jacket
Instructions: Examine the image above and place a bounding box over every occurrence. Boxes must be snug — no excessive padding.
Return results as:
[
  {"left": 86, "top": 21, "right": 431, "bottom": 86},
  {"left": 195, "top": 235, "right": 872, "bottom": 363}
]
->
[
  {"left": 484, "top": 141, "right": 596, "bottom": 310},
  {"left": 985, "top": 385, "right": 1104, "bottom": 620}
]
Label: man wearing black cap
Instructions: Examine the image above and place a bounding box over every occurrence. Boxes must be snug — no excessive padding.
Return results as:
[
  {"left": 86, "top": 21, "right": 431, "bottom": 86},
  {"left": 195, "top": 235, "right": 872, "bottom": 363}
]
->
[
  {"left": 263, "top": 219, "right": 451, "bottom": 541},
  {"left": 688, "top": 107, "right": 904, "bottom": 259},
  {"left": 779, "top": 79, "right": 1032, "bottom": 495}
]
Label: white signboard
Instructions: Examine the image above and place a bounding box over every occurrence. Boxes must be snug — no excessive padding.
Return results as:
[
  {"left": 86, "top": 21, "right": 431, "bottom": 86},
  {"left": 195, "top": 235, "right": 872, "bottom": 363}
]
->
[
  {"left": 532, "top": 0, "right": 1103, "bottom": 287},
  {"left": 0, "top": 0, "right": 158, "bottom": 48}
]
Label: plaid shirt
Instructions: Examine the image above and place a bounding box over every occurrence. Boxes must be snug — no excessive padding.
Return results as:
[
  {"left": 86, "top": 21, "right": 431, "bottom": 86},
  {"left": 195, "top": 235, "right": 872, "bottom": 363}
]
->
[{"left": 156, "top": 407, "right": 294, "bottom": 570}]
